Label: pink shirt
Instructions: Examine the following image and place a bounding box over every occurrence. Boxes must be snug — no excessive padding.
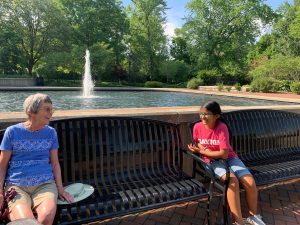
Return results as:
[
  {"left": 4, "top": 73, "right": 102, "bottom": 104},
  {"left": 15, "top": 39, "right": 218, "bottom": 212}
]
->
[{"left": 193, "top": 121, "right": 237, "bottom": 163}]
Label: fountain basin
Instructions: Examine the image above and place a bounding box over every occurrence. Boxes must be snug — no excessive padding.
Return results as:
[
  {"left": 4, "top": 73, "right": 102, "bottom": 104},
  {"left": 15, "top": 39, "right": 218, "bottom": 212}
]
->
[{"left": 0, "top": 88, "right": 296, "bottom": 112}]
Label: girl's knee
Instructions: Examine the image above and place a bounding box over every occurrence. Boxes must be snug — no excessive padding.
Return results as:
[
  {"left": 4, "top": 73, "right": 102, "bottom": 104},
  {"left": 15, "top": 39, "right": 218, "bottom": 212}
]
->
[
  {"left": 228, "top": 174, "right": 239, "bottom": 190},
  {"left": 241, "top": 175, "right": 257, "bottom": 191}
]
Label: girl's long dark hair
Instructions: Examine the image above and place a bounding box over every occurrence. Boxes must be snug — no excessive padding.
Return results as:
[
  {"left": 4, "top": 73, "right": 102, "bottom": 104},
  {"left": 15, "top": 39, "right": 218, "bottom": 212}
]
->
[{"left": 201, "top": 101, "right": 232, "bottom": 140}]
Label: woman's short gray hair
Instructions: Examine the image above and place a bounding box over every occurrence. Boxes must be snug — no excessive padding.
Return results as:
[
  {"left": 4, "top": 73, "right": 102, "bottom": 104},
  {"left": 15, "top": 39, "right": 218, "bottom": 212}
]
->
[{"left": 23, "top": 93, "right": 52, "bottom": 116}]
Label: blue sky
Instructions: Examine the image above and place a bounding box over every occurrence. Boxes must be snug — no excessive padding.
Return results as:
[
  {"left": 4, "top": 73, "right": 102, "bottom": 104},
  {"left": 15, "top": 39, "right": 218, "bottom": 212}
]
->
[{"left": 121, "top": 0, "right": 292, "bottom": 36}]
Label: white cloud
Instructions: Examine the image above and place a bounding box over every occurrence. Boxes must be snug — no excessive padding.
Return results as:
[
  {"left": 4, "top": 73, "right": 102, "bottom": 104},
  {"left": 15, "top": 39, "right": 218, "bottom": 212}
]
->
[
  {"left": 164, "top": 22, "right": 177, "bottom": 38},
  {"left": 254, "top": 19, "right": 272, "bottom": 38}
]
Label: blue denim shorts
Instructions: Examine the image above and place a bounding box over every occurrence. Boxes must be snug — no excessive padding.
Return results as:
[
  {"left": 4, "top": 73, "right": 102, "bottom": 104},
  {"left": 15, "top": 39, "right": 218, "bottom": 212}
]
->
[{"left": 210, "top": 157, "right": 251, "bottom": 179}]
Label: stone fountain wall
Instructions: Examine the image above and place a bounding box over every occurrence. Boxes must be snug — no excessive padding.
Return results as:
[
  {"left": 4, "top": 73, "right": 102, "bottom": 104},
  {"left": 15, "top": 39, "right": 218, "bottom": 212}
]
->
[
  {"left": 1, "top": 105, "right": 300, "bottom": 129},
  {"left": 0, "top": 78, "right": 38, "bottom": 87}
]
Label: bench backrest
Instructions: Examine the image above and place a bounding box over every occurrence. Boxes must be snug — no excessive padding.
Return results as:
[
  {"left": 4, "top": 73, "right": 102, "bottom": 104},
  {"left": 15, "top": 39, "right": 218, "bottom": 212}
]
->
[
  {"left": 222, "top": 109, "right": 300, "bottom": 164},
  {"left": 49, "top": 117, "right": 182, "bottom": 185},
  {"left": 191, "top": 109, "right": 300, "bottom": 165}
]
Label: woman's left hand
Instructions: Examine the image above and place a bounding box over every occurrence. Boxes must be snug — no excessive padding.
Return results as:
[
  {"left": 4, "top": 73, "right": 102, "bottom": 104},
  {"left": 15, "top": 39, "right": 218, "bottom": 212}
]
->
[{"left": 58, "top": 189, "right": 74, "bottom": 204}]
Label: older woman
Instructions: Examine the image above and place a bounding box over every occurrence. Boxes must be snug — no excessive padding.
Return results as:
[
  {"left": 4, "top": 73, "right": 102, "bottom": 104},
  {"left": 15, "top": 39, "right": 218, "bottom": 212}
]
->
[{"left": 0, "top": 93, "right": 73, "bottom": 225}]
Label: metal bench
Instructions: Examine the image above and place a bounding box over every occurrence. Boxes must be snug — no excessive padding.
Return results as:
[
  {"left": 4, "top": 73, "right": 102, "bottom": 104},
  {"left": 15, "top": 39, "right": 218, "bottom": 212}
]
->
[
  {"left": 0, "top": 116, "right": 211, "bottom": 225},
  {"left": 189, "top": 109, "right": 300, "bottom": 224},
  {"left": 50, "top": 117, "right": 213, "bottom": 224},
  {"left": 0, "top": 117, "right": 212, "bottom": 224}
]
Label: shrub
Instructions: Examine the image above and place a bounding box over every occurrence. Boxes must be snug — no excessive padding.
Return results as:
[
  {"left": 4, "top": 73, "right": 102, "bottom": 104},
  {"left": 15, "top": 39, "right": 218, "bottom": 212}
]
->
[
  {"left": 197, "top": 69, "right": 221, "bottom": 85},
  {"left": 187, "top": 77, "right": 203, "bottom": 89},
  {"left": 277, "top": 80, "right": 291, "bottom": 92},
  {"left": 225, "top": 86, "right": 232, "bottom": 92},
  {"left": 217, "top": 83, "right": 224, "bottom": 91},
  {"left": 144, "top": 81, "right": 163, "bottom": 88},
  {"left": 249, "top": 56, "right": 300, "bottom": 81},
  {"left": 291, "top": 82, "right": 300, "bottom": 94},
  {"left": 241, "top": 85, "right": 250, "bottom": 92},
  {"left": 234, "top": 83, "right": 242, "bottom": 91},
  {"left": 250, "top": 77, "right": 281, "bottom": 93}
]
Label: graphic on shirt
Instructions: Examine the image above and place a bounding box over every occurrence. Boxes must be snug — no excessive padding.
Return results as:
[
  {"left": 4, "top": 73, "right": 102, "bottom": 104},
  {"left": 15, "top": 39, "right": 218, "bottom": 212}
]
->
[{"left": 198, "top": 138, "right": 220, "bottom": 146}]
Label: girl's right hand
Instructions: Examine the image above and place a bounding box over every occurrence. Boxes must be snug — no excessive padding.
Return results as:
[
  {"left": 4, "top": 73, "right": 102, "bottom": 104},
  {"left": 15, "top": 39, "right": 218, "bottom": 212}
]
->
[
  {"left": 187, "top": 143, "right": 199, "bottom": 153},
  {"left": 0, "top": 193, "right": 4, "bottom": 209}
]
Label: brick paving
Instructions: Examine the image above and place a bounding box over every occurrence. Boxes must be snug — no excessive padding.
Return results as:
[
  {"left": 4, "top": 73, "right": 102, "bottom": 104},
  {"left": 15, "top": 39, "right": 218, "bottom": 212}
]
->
[{"left": 88, "top": 178, "right": 300, "bottom": 225}]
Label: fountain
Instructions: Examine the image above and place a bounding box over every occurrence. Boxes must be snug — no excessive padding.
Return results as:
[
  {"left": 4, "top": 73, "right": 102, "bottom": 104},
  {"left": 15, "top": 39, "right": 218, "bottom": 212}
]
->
[
  {"left": 82, "top": 49, "right": 94, "bottom": 97},
  {"left": 0, "top": 49, "right": 295, "bottom": 112}
]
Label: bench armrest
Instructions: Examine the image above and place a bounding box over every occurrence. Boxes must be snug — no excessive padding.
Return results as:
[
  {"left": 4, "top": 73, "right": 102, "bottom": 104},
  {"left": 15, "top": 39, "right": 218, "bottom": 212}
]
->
[
  {"left": 182, "top": 149, "right": 230, "bottom": 183},
  {"left": 182, "top": 148, "right": 215, "bottom": 179}
]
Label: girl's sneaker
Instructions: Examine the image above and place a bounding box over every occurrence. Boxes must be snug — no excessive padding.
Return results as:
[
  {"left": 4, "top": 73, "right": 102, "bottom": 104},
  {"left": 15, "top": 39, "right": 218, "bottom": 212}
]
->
[{"left": 246, "top": 214, "right": 266, "bottom": 225}]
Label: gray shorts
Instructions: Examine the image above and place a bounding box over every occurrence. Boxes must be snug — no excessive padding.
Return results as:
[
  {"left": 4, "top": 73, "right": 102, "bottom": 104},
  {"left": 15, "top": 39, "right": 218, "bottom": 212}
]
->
[{"left": 210, "top": 157, "right": 251, "bottom": 179}]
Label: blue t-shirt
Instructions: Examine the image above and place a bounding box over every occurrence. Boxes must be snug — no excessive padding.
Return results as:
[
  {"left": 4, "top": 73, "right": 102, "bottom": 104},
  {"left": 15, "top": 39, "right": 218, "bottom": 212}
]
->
[{"left": 0, "top": 123, "right": 59, "bottom": 187}]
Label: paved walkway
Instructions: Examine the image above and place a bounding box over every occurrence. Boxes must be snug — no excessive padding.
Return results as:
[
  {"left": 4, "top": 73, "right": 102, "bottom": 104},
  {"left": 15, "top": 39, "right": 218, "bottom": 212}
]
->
[
  {"left": 88, "top": 178, "right": 300, "bottom": 225},
  {"left": 172, "top": 88, "right": 300, "bottom": 104}
]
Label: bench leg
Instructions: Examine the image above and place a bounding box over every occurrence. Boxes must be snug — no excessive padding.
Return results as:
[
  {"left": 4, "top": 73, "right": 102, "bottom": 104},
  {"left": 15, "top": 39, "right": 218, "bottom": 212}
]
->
[
  {"left": 222, "top": 176, "right": 230, "bottom": 225},
  {"left": 206, "top": 180, "right": 214, "bottom": 225}
]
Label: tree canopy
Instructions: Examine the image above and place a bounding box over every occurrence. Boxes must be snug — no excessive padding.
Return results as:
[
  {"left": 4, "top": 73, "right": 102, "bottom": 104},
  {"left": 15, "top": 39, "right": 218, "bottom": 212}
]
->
[
  {"left": 182, "top": 0, "right": 274, "bottom": 83},
  {"left": 0, "top": 0, "right": 299, "bottom": 91}
]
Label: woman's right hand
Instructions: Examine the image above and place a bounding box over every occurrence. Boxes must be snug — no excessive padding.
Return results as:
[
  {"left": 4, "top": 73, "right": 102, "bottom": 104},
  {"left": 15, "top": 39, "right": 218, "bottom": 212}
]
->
[{"left": 58, "top": 188, "right": 74, "bottom": 204}]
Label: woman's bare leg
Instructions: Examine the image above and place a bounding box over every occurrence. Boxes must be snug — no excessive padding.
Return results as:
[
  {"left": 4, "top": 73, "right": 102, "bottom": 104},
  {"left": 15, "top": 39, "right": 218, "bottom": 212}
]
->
[
  {"left": 34, "top": 198, "right": 57, "bottom": 225},
  {"left": 9, "top": 203, "right": 35, "bottom": 221}
]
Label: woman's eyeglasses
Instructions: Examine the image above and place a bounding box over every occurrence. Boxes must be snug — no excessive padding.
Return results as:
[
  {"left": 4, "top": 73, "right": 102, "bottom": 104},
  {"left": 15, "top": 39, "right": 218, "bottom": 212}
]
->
[
  {"left": 40, "top": 107, "right": 55, "bottom": 114},
  {"left": 199, "top": 112, "right": 214, "bottom": 118}
]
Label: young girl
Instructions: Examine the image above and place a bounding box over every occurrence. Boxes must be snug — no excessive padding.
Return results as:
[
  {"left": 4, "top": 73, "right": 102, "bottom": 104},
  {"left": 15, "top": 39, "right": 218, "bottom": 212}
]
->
[{"left": 188, "top": 101, "right": 265, "bottom": 225}]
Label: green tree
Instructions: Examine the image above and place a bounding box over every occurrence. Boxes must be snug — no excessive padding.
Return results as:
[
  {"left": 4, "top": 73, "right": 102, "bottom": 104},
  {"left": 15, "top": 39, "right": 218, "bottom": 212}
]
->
[
  {"left": 127, "top": 0, "right": 168, "bottom": 80},
  {"left": 247, "top": 1, "right": 300, "bottom": 76},
  {"left": 183, "top": 0, "right": 275, "bottom": 82},
  {"left": 0, "top": 0, "right": 25, "bottom": 74},
  {"left": 0, "top": 0, "right": 69, "bottom": 76},
  {"left": 159, "top": 60, "right": 191, "bottom": 83},
  {"left": 271, "top": 0, "right": 300, "bottom": 56},
  {"left": 60, "top": 0, "right": 129, "bottom": 65},
  {"left": 0, "top": 25, "right": 26, "bottom": 75},
  {"left": 170, "top": 28, "right": 191, "bottom": 64},
  {"left": 289, "top": 6, "right": 300, "bottom": 38}
]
